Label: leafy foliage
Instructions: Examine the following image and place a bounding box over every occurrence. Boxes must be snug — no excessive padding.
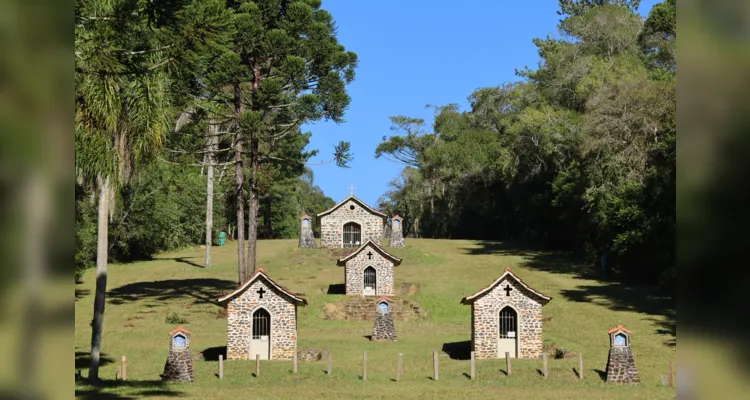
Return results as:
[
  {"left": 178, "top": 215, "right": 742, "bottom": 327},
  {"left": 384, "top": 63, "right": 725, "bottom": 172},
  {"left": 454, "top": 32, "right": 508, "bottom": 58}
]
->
[{"left": 377, "top": 1, "right": 675, "bottom": 286}]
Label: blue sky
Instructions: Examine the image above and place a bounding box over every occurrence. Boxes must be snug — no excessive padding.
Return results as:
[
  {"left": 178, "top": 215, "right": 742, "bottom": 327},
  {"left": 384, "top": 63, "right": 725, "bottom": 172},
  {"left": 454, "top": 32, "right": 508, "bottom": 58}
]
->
[{"left": 302, "top": 0, "right": 661, "bottom": 207}]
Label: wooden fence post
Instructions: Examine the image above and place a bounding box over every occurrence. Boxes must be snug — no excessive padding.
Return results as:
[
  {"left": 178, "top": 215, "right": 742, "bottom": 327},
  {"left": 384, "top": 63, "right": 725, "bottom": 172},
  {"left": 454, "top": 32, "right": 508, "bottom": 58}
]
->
[
  {"left": 293, "top": 352, "right": 298, "bottom": 374},
  {"left": 433, "top": 351, "right": 439, "bottom": 380},
  {"left": 255, "top": 354, "right": 260, "bottom": 377},
  {"left": 121, "top": 356, "right": 127, "bottom": 381},
  {"left": 505, "top": 352, "right": 511, "bottom": 376},
  {"left": 397, "top": 353, "right": 403, "bottom": 382},
  {"left": 668, "top": 361, "right": 674, "bottom": 387},
  {"left": 219, "top": 355, "right": 224, "bottom": 379},
  {"left": 470, "top": 351, "right": 475, "bottom": 380},
  {"left": 363, "top": 351, "right": 367, "bottom": 381},
  {"left": 327, "top": 352, "right": 332, "bottom": 376},
  {"left": 578, "top": 353, "right": 583, "bottom": 380},
  {"left": 543, "top": 352, "right": 548, "bottom": 378},
  {"left": 661, "top": 374, "right": 667, "bottom": 386}
]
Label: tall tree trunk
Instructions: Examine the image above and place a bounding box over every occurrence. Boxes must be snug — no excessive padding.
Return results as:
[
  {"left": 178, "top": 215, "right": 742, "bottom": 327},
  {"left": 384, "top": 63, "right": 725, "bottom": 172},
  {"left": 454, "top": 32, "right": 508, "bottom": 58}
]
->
[
  {"left": 205, "top": 122, "right": 217, "bottom": 268},
  {"left": 264, "top": 195, "right": 272, "bottom": 237},
  {"left": 89, "top": 175, "right": 110, "bottom": 381},
  {"left": 234, "top": 85, "right": 246, "bottom": 284},
  {"left": 246, "top": 137, "right": 259, "bottom": 274}
]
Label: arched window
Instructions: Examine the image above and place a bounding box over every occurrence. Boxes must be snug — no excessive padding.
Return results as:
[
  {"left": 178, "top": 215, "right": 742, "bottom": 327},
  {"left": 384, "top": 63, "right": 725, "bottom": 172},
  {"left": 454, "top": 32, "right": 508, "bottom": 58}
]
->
[
  {"left": 499, "top": 307, "right": 517, "bottom": 339},
  {"left": 364, "top": 266, "right": 376, "bottom": 293},
  {"left": 252, "top": 308, "right": 270, "bottom": 339},
  {"left": 343, "top": 222, "right": 361, "bottom": 248},
  {"left": 378, "top": 301, "right": 389, "bottom": 313},
  {"left": 302, "top": 218, "right": 310, "bottom": 226},
  {"left": 614, "top": 333, "right": 628, "bottom": 347}
]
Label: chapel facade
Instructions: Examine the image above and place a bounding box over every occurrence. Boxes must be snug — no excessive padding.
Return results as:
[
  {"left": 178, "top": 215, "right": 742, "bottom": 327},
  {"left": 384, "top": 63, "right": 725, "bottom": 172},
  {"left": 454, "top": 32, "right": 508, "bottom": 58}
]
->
[
  {"left": 336, "top": 239, "right": 402, "bottom": 296},
  {"left": 218, "top": 268, "right": 307, "bottom": 361},
  {"left": 461, "top": 267, "right": 551, "bottom": 359},
  {"left": 317, "top": 195, "right": 387, "bottom": 248}
]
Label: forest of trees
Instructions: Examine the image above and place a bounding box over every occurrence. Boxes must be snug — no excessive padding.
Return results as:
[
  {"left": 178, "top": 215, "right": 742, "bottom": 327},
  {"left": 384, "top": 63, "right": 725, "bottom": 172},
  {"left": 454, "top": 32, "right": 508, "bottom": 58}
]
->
[{"left": 376, "top": 0, "right": 675, "bottom": 288}]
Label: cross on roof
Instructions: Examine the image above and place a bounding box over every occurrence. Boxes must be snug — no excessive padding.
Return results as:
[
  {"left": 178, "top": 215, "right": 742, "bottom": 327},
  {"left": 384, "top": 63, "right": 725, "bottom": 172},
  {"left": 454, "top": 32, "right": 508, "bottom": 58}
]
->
[
  {"left": 367, "top": 251, "right": 373, "bottom": 259},
  {"left": 348, "top": 183, "right": 356, "bottom": 195},
  {"left": 257, "top": 287, "right": 266, "bottom": 299},
  {"left": 503, "top": 284, "right": 513, "bottom": 296}
]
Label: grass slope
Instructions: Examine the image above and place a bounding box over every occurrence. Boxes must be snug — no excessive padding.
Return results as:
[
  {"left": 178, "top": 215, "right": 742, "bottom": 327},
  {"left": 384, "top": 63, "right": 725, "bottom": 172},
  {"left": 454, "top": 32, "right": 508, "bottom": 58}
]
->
[{"left": 75, "top": 239, "right": 676, "bottom": 399}]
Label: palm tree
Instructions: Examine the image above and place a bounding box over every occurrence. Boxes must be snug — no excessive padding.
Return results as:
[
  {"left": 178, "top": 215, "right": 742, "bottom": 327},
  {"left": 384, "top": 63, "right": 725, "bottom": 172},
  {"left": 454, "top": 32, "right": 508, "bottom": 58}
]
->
[{"left": 75, "top": 2, "right": 170, "bottom": 378}]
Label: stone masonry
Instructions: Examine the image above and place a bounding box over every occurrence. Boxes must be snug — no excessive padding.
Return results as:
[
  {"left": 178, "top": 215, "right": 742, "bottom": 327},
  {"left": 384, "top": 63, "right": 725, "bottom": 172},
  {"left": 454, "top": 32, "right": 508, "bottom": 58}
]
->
[
  {"left": 298, "top": 214, "right": 316, "bottom": 248},
  {"left": 162, "top": 326, "right": 194, "bottom": 382},
  {"left": 218, "top": 269, "right": 307, "bottom": 361},
  {"left": 606, "top": 325, "right": 640, "bottom": 383},
  {"left": 318, "top": 196, "right": 387, "bottom": 248},
  {"left": 337, "top": 240, "right": 401, "bottom": 296},
  {"left": 389, "top": 215, "right": 405, "bottom": 248},
  {"left": 461, "top": 268, "right": 551, "bottom": 359},
  {"left": 371, "top": 312, "right": 397, "bottom": 341}
]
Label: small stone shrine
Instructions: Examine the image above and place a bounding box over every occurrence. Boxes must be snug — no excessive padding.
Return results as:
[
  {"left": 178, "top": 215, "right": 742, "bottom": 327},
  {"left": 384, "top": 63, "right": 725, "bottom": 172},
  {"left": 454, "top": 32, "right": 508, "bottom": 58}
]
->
[
  {"left": 605, "top": 325, "right": 640, "bottom": 383},
  {"left": 218, "top": 268, "right": 308, "bottom": 360},
  {"left": 371, "top": 296, "right": 397, "bottom": 341},
  {"left": 336, "top": 239, "right": 402, "bottom": 296},
  {"left": 317, "top": 190, "right": 387, "bottom": 248},
  {"left": 162, "top": 326, "right": 194, "bottom": 382},
  {"left": 298, "top": 213, "right": 316, "bottom": 248},
  {"left": 460, "top": 267, "right": 551, "bottom": 359},
  {"left": 388, "top": 215, "right": 405, "bottom": 248}
]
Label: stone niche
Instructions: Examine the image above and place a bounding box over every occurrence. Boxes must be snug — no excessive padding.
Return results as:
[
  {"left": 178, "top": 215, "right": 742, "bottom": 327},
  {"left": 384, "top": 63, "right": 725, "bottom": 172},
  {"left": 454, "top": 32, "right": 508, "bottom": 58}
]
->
[
  {"left": 371, "top": 296, "right": 397, "bottom": 341},
  {"left": 162, "top": 326, "right": 195, "bottom": 382},
  {"left": 605, "top": 325, "right": 640, "bottom": 383},
  {"left": 460, "top": 267, "right": 552, "bottom": 360},
  {"left": 298, "top": 213, "right": 316, "bottom": 248},
  {"left": 389, "top": 215, "right": 405, "bottom": 248}
]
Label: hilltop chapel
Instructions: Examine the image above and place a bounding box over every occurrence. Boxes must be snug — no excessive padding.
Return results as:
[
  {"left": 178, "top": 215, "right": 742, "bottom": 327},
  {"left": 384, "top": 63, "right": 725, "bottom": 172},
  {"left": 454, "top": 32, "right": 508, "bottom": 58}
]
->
[{"left": 317, "top": 185, "right": 387, "bottom": 248}]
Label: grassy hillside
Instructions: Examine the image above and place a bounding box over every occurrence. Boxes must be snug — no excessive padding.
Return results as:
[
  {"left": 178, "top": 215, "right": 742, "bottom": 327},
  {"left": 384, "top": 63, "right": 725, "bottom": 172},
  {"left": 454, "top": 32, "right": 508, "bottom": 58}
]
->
[{"left": 75, "top": 239, "right": 676, "bottom": 399}]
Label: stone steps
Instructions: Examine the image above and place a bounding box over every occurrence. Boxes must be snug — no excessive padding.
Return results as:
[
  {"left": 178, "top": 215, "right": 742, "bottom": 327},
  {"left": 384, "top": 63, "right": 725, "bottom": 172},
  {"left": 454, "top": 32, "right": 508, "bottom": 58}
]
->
[{"left": 339, "top": 296, "right": 426, "bottom": 321}]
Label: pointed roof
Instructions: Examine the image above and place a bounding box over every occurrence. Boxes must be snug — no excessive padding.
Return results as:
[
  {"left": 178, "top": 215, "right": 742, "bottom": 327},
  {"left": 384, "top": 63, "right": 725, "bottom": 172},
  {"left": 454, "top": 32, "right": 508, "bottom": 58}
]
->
[
  {"left": 460, "top": 267, "right": 551, "bottom": 305},
  {"left": 375, "top": 296, "right": 394, "bottom": 304},
  {"left": 169, "top": 326, "right": 190, "bottom": 336},
  {"left": 608, "top": 324, "right": 632, "bottom": 334},
  {"left": 217, "top": 268, "right": 307, "bottom": 305},
  {"left": 300, "top": 213, "right": 312, "bottom": 220},
  {"left": 392, "top": 215, "right": 403, "bottom": 220},
  {"left": 317, "top": 195, "right": 387, "bottom": 220},
  {"left": 336, "top": 239, "right": 402, "bottom": 266}
]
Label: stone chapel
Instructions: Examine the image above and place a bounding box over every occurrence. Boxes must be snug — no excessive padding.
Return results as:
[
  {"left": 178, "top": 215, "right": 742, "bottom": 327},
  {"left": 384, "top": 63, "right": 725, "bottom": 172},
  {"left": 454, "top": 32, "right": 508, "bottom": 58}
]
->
[
  {"left": 218, "top": 268, "right": 307, "bottom": 361},
  {"left": 317, "top": 195, "right": 387, "bottom": 248},
  {"left": 460, "top": 267, "right": 551, "bottom": 359},
  {"left": 336, "top": 239, "right": 402, "bottom": 296}
]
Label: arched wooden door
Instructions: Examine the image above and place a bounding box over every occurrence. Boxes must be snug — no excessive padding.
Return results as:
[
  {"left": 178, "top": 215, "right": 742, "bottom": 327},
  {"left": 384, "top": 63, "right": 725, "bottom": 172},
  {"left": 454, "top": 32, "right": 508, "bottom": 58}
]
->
[
  {"left": 363, "top": 266, "right": 376, "bottom": 296},
  {"left": 497, "top": 306, "right": 518, "bottom": 358},
  {"left": 250, "top": 308, "right": 271, "bottom": 360},
  {"left": 343, "top": 222, "right": 361, "bottom": 248}
]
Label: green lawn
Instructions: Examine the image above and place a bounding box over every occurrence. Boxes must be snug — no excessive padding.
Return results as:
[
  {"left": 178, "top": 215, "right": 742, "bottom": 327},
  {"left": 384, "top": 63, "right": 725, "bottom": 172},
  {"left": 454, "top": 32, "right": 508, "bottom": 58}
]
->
[{"left": 75, "top": 239, "right": 676, "bottom": 399}]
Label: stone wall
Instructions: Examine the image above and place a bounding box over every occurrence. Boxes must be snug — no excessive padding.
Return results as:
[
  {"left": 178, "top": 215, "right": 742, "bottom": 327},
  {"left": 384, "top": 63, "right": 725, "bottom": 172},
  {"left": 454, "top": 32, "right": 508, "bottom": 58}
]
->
[
  {"left": 162, "top": 348, "right": 194, "bottom": 382},
  {"left": 389, "top": 218, "right": 405, "bottom": 248},
  {"left": 320, "top": 199, "right": 384, "bottom": 248},
  {"left": 226, "top": 278, "right": 298, "bottom": 360},
  {"left": 606, "top": 347, "right": 640, "bottom": 383},
  {"left": 371, "top": 312, "right": 397, "bottom": 341},
  {"left": 343, "top": 247, "right": 394, "bottom": 296},
  {"left": 298, "top": 218, "right": 316, "bottom": 248},
  {"left": 471, "top": 277, "right": 544, "bottom": 359}
]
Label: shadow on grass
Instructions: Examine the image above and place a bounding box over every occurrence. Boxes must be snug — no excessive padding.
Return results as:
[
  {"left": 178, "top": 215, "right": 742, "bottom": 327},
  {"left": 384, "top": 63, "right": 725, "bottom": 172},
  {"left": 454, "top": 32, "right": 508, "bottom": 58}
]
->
[
  {"left": 201, "top": 346, "right": 227, "bottom": 361},
  {"left": 595, "top": 369, "right": 607, "bottom": 382},
  {"left": 441, "top": 341, "right": 471, "bottom": 360},
  {"left": 108, "top": 278, "right": 237, "bottom": 306},
  {"left": 363, "top": 335, "right": 372, "bottom": 341},
  {"left": 75, "top": 379, "right": 184, "bottom": 399},
  {"left": 76, "top": 288, "right": 90, "bottom": 301},
  {"left": 159, "top": 257, "right": 204, "bottom": 269},
  {"left": 462, "top": 240, "right": 676, "bottom": 348},
  {"left": 326, "top": 284, "right": 345, "bottom": 295},
  {"left": 76, "top": 351, "right": 114, "bottom": 370}
]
